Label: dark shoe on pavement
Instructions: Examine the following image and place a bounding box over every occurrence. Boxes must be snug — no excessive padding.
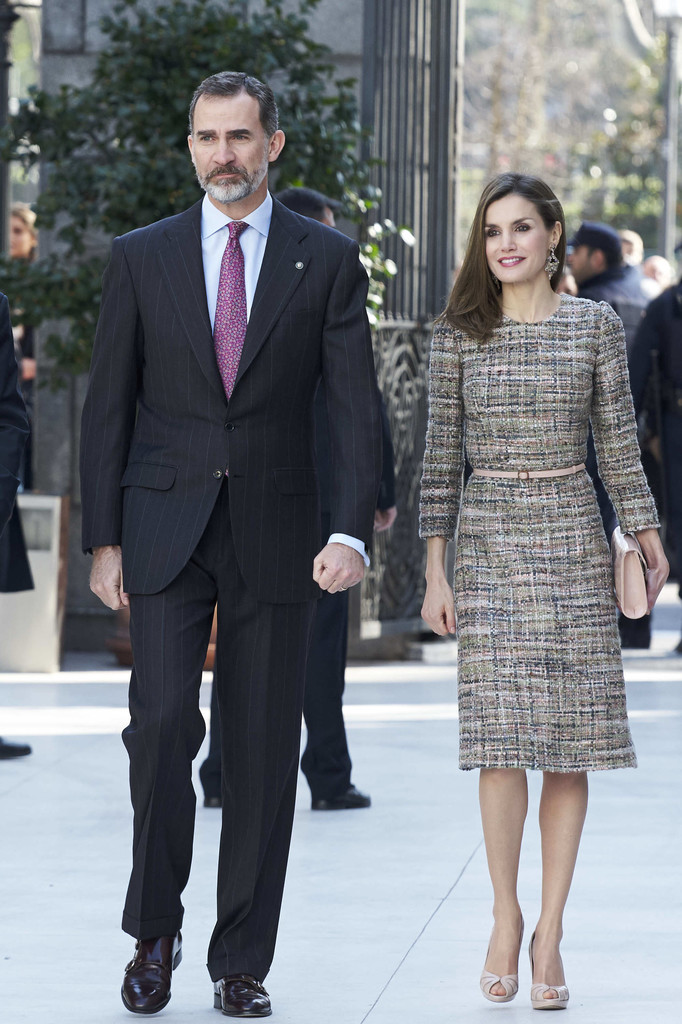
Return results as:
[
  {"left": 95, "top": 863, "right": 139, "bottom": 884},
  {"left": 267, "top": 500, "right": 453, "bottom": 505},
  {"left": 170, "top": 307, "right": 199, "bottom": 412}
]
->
[
  {"left": 121, "top": 932, "right": 182, "bottom": 1014},
  {"left": 675, "top": 635, "right": 682, "bottom": 655},
  {"left": 0, "top": 737, "right": 32, "bottom": 759},
  {"left": 213, "top": 974, "right": 272, "bottom": 1017},
  {"left": 311, "top": 784, "right": 371, "bottom": 810},
  {"left": 204, "top": 794, "right": 222, "bottom": 808}
]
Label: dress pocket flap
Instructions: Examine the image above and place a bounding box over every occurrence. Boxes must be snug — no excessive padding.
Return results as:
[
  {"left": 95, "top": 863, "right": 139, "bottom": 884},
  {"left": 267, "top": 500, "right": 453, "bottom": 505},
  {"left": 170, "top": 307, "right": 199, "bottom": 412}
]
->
[
  {"left": 121, "top": 462, "right": 177, "bottom": 490},
  {"left": 273, "top": 467, "right": 317, "bottom": 495}
]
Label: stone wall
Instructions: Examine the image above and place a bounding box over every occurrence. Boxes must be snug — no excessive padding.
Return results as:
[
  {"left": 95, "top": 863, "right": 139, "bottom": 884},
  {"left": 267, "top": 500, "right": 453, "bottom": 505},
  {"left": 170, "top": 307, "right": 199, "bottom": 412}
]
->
[{"left": 36, "top": 0, "right": 365, "bottom": 649}]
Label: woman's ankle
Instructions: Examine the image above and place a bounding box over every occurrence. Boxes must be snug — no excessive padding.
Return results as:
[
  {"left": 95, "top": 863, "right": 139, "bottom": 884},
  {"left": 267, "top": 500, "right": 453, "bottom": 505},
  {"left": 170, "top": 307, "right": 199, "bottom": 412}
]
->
[
  {"left": 533, "top": 919, "right": 563, "bottom": 945},
  {"left": 492, "top": 903, "right": 523, "bottom": 927}
]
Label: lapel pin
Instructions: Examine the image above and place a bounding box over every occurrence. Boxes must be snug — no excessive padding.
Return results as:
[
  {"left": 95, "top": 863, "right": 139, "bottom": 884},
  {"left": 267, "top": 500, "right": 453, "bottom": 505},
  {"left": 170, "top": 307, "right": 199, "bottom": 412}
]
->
[{"left": 295, "top": 261, "right": 304, "bottom": 270}]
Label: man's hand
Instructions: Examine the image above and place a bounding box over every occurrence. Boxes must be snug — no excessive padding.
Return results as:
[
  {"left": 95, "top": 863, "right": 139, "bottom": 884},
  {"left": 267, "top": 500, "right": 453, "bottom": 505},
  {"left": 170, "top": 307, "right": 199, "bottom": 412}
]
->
[
  {"left": 313, "top": 542, "right": 364, "bottom": 594},
  {"left": 90, "top": 545, "right": 129, "bottom": 610},
  {"left": 374, "top": 506, "right": 397, "bottom": 533}
]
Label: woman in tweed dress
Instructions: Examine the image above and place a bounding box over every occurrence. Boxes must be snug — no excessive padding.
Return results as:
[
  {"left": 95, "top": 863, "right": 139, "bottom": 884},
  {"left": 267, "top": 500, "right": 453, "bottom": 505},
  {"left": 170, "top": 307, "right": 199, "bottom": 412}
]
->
[{"left": 420, "top": 174, "right": 668, "bottom": 1009}]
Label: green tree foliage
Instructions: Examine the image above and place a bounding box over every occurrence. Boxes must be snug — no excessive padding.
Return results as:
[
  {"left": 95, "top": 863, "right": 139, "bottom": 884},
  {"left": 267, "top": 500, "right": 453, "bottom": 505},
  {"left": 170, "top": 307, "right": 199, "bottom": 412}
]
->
[
  {"left": 0, "top": 0, "right": 380, "bottom": 380},
  {"left": 462, "top": 0, "right": 668, "bottom": 250}
]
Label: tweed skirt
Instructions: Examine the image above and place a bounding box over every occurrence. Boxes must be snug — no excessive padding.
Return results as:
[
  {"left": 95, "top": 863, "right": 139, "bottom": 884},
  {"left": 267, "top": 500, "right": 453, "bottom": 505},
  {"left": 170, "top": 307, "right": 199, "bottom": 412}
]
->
[{"left": 455, "top": 469, "right": 637, "bottom": 772}]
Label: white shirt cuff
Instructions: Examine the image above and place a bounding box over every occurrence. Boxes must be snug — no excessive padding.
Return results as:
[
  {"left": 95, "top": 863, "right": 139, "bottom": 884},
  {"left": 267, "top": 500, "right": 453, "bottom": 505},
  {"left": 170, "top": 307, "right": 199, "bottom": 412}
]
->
[{"left": 328, "top": 533, "right": 370, "bottom": 567}]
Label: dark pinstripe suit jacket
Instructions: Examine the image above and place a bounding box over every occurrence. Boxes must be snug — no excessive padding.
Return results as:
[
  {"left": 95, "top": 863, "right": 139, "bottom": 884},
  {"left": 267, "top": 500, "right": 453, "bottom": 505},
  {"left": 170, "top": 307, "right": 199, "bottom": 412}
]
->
[{"left": 80, "top": 198, "right": 382, "bottom": 602}]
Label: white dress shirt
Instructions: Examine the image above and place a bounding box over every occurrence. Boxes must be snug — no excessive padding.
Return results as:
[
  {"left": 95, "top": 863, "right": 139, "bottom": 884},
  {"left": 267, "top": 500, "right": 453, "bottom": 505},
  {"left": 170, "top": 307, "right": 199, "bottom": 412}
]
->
[{"left": 200, "top": 192, "right": 368, "bottom": 565}]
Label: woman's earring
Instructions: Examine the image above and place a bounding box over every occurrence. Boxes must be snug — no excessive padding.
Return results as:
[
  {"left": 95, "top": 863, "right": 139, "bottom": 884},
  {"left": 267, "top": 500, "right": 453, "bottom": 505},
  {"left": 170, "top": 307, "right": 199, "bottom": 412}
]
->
[
  {"left": 545, "top": 245, "right": 560, "bottom": 277},
  {"left": 491, "top": 271, "right": 500, "bottom": 288}
]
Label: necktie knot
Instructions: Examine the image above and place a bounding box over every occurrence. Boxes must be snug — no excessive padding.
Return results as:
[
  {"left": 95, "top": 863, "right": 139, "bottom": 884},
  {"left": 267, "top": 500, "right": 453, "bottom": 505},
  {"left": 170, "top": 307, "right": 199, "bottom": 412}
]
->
[{"left": 228, "top": 220, "right": 248, "bottom": 243}]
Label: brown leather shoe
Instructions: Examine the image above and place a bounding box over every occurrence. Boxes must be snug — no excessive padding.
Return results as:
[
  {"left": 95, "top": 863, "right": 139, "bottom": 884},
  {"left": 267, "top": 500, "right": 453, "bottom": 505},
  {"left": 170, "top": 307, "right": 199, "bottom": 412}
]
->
[
  {"left": 121, "top": 932, "right": 182, "bottom": 1014},
  {"left": 213, "top": 974, "right": 272, "bottom": 1017}
]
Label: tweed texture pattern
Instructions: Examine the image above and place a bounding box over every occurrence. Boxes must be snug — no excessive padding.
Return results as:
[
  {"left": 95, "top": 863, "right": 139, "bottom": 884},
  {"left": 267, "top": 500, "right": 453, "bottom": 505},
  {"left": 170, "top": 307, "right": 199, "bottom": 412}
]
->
[{"left": 420, "top": 295, "right": 659, "bottom": 771}]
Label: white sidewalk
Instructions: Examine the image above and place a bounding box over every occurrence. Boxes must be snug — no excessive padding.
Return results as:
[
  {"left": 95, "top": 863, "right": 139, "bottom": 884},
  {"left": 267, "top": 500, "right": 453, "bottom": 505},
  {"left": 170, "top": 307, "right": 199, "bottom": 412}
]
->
[{"left": 0, "top": 585, "right": 680, "bottom": 1024}]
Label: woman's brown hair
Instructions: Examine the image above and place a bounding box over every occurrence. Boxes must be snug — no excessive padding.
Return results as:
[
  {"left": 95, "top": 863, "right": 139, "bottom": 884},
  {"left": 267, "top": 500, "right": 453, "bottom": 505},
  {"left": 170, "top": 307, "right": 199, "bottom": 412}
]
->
[{"left": 441, "top": 173, "right": 566, "bottom": 341}]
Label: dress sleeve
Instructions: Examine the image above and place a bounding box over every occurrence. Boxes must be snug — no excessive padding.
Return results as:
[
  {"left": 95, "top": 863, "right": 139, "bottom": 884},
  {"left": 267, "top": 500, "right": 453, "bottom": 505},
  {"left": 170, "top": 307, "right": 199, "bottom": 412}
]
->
[
  {"left": 590, "top": 301, "right": 660, "bottom": 532},
  {"left": 419, "top": 323, "right": 465, "bottom": 539}
]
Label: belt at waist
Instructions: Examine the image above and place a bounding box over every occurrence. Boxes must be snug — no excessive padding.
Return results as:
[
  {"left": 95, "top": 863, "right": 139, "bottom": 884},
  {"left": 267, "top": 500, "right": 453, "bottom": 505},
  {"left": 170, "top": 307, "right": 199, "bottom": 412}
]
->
[{"left": 472, "top": 463, "right": 586, "bottom": 480}]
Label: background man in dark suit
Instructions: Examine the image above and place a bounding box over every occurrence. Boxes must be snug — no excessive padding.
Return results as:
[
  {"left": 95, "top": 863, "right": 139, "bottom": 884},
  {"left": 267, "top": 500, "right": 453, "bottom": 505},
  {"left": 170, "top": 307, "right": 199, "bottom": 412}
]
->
[
  {"left": 568, "top": 221, "right": 653, "bottom": 649},
  {"left": 200, "top": 186, "right": 397, "bottom": 812},
  {"left": 80, "top": 73, "right": 382, "bottom": 1017},
  {"left": 0, "top": 292, "right": 31, "bottom": 760}
]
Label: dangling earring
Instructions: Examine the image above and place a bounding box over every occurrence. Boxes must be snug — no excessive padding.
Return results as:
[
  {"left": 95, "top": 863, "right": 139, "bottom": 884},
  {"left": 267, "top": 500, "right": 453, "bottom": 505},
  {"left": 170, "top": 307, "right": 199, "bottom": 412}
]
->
[
  {"left": 491, "top": 271, "right": 500, "bottom": 289},
  {"left": 545, "top": 244, "right": 559, "bottom": 277}
]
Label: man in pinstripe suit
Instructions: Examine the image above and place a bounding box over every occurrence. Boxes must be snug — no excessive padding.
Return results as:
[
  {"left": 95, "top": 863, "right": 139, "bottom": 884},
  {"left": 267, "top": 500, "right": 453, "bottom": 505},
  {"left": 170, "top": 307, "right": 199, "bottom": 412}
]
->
[{"left": 80, "top": 72, "right": 382, "bottom": 1017}]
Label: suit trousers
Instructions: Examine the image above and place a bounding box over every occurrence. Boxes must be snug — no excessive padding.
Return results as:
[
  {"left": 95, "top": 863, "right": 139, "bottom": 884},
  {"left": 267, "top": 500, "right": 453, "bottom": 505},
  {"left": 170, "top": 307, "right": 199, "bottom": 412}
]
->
[
  {"left": 201, "top": 512, "right": 353, "bottom": 804},
  {"left": 122, "top": 480, "right": 315, "bottom": 981},
  {"left": 300, "top": 585, "right": 352, "bottom": 800},
  {"left": 663, "top": 412, "right": 682, "bottom": 597}
]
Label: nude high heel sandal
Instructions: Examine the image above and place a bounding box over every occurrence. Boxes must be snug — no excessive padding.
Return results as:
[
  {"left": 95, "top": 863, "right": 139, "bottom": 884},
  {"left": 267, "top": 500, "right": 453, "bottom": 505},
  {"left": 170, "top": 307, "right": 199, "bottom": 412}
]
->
[
  {"left": 528, "top": 932, "right": 569, "bottom": 1010},
  {"left": 480, "top": 919, "right": 524, "bottom": 1003}
]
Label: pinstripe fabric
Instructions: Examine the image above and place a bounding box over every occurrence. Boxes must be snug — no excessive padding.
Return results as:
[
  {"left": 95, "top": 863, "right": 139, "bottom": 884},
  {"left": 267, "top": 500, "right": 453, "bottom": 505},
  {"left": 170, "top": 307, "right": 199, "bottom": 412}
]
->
[
  {"left": 80, "top": 199, "right": 382, "bottom": 602},
  {"left": 80, "top": 197, "right": 382, "bottom": 980},
  {"left": 419, "top": 296, "right": 659, "bottom": 771},
  {"left": 123, "top": 483, "right": 315, "bottom": 979}
]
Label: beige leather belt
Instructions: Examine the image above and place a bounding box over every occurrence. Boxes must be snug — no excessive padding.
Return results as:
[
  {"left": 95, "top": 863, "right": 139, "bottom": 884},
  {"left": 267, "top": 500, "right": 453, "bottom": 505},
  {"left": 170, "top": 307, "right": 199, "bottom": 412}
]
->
[{"left": 472, "top": 463, "right": 586, "bottom": 480}]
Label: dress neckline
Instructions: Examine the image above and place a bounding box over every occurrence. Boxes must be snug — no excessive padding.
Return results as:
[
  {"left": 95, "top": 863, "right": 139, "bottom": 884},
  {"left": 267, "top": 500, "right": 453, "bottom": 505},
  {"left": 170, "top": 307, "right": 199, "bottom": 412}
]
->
[{"left": 501, "top": 294, "right": 566, "bottom": 326}]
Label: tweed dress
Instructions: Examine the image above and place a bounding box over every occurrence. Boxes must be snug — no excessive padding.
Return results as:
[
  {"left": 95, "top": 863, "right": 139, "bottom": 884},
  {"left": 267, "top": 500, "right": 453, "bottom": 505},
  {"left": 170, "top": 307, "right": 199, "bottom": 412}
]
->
[{"left": 419, "top": 296, "right": 659, "bottom": 772}]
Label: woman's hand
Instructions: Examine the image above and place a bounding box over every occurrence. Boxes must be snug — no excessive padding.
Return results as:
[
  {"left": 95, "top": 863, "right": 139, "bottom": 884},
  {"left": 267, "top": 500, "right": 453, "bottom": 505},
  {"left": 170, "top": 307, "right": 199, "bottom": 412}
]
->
[
  {"left": 635, "top": 527, "right": 669, "bottom": 613},
  {"left": 421, "top": 574, "right": 456, "bottom": 636},
  {"left": 422, "top": 537, "right": 456, "bottom": 635}
]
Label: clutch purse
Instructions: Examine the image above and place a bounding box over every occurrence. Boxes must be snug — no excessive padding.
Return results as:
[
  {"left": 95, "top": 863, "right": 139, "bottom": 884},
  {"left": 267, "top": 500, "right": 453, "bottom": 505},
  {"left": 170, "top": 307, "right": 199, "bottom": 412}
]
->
[{"left": 611, "top": 527, "right": 648, "bottom": 619}]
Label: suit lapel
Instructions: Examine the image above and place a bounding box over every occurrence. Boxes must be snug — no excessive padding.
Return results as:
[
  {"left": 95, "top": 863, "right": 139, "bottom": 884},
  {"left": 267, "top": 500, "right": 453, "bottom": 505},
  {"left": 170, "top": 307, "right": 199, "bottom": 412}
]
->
[
  {"left": 157, "top": 201, "right": 225, "bottom": 399},
  {"left": 233, "top": 202, "right": 311, "bottom": 390}
]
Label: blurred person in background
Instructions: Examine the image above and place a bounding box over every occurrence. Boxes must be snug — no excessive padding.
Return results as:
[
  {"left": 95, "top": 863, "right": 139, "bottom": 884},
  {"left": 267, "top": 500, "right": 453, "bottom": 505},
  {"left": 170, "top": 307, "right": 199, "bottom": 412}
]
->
[
  {"left": 568, "top": 222, "right": 650, "bottom": 350},
  {"left": 0, "top": 292, "right": 31, "bottom": 759},
  {"left": 642, "top": 254, "right": 675, "bottom": 299},
  {"left": 619, "top": 228, "right": 644, "bottom": 268},
  {"left": 568, "top": 221, "right": 654, "bottom": 648},
  {"left": 629, "top": 275, "right": 682, "bottom": 652},
  {"left": 9, "top": 203, "right": 38, "bottom": 490}
]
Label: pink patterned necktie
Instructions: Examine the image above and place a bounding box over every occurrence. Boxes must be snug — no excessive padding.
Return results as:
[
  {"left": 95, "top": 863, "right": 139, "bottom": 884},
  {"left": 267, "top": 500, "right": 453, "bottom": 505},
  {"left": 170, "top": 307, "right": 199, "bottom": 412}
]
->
[{"left": 213, "top": 220, "right": 248, "bottom": 399}]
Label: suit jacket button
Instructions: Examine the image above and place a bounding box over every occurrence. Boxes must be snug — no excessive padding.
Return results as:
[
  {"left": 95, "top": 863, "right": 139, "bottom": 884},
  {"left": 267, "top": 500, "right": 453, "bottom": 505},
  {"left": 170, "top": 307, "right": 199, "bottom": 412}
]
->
[
  {"left": 213, "top": 469, "right": 223, "bottom": 479},
  {"left": 224, "top": 422, "right": 235, "bottom": 431}
]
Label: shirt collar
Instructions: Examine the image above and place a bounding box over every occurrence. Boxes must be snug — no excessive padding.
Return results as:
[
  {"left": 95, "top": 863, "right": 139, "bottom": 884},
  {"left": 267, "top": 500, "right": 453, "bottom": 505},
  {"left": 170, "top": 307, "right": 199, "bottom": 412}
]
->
[{"left": 201, "top": 191, "right": 273, "bottom": 240}]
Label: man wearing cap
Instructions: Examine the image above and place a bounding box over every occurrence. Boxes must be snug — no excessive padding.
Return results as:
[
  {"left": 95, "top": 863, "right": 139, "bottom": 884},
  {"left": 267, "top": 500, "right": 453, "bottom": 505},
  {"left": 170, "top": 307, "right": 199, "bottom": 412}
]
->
[
  {"left": 568, "top": 221, "right": 654, "bottom": 648},
  {"left": 568, "top": 221, "right": 650, "bottom": 350}
]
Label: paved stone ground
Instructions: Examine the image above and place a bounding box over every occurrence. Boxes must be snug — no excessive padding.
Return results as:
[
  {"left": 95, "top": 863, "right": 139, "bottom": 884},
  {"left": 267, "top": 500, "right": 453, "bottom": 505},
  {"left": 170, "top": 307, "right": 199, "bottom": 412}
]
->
[{"left": 0, "top": 585, "right": 680, "bottom": 1023}]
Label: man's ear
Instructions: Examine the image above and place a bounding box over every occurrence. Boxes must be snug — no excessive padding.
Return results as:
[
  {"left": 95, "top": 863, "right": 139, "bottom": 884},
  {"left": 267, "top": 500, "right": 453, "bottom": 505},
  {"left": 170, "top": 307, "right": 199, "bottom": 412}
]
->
[
  {"left": 267, "top": 130, "right": 286, "bottom": 163},
  {"left": 592, "top": 249, "right": 607, "bottom": 274}
]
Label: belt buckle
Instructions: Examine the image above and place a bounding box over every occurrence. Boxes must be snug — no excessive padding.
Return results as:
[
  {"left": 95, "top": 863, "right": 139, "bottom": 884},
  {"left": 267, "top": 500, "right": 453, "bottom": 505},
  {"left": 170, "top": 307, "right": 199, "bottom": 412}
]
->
[{"left": 517, "top": 469, "right": 531, "bottom": 480}]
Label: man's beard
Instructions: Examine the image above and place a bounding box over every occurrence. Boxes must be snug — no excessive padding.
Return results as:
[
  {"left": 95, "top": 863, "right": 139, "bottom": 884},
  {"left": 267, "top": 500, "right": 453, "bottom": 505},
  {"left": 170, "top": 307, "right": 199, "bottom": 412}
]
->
[{"left": 196, "top": 157, "right": 267, "bottom": 205}]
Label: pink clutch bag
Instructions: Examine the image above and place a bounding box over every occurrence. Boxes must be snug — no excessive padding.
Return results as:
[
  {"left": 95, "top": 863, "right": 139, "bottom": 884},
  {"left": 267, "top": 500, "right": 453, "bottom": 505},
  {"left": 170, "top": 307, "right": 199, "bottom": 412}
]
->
[{"left": 611, "top": 527, "right": 648, "bottom": 619}]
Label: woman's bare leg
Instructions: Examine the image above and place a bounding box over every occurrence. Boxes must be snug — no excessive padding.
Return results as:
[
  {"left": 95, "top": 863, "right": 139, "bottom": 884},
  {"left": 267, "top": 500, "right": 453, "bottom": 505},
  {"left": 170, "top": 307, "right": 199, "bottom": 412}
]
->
[
  {"left": 531, "top": 771, "right": 588, "bottom": 999},
  {"left": 479, "top": 767, "right": 528, "bottom": 996}
]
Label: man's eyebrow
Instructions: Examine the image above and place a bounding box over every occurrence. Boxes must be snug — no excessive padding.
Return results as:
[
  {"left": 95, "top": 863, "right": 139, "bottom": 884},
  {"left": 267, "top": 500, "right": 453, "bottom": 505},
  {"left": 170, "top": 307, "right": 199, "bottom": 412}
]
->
[{"left": 195, "top": 127, "right": 253, "bottom": 136}]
